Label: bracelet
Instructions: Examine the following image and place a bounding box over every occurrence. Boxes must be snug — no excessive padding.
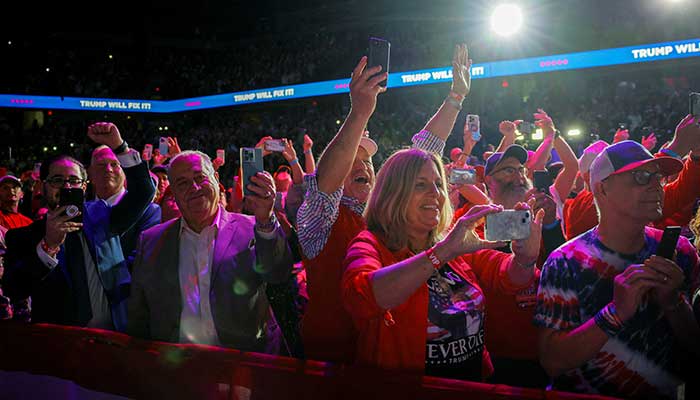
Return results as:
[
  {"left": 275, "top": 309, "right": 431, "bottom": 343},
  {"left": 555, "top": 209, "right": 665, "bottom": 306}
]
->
[
  {"left": 449, "top": 91, "right": 465, "bottom": 102},
  {"left": 40, "top": 238, "right": 60, "bottom": 257},
  {"left": 424, "top": 247, "right": 443, "bottom": 269},
  {"left": 445, "top": 96, "right": 463, "bottom": 111},
  {"left": 255, "top": 212, "right": 278, "bottom": 232},
  {"left": 303, "top": 149, "right": 312, "bottom": 155},
  {"left": 289, "top": 158, "right": 299, "bottom": 166},
  {"left": 594, "top": 302, "right": 624, "bottom": 337},
  {"left": 113, "top": 141, "right": 129, "bottom": 155}
]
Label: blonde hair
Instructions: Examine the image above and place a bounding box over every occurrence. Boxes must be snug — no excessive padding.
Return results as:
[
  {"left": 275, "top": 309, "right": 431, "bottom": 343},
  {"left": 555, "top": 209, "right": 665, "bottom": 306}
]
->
[
  {"left": 690, "top": 207, "right": 700, "bottom": 250},
  {"left": 365, "top": 148, "right": 452, "bottom": 251}
]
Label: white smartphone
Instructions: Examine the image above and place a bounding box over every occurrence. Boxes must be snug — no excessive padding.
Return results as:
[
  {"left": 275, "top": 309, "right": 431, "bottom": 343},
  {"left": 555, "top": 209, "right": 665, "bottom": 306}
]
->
[
  {"left": 264, "top": 139, "right": 286, "bottom": 152},
  {"left": 485, "top": 210, "right": 531, "bottom": 242},
  {"left": 217, "top": 149, "right": 225, "bottom": 163}
]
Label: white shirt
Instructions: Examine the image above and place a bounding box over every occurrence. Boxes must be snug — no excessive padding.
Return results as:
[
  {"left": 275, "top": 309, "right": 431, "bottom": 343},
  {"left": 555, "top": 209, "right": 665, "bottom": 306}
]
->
[{"left": 177, "top": 207, "right": 222, "bottom": 346}]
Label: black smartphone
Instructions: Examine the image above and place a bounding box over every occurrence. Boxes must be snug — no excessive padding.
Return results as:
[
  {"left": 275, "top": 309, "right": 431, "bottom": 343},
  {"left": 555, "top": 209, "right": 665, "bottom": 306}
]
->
[
  {"left": 690, "top": 92, "right": 700, "bottom": 118},
  {"left": 59, "top": 188, "right": 85, "bottom": 223},
  {"left": 240, "top": 147, "right": 263, "bottom": 197},
  {"left": 533, "top": 170, "right": 553, "bottom": 193},
  {"left": 368, "top": 37, "right": 390, "bottom": 87},
  {"left": 656, "top": 226, "right": 682, "bottom": 260}
]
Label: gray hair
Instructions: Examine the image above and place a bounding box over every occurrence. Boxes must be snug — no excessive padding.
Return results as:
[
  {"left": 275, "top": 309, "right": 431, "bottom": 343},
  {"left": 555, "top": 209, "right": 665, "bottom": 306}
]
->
[{"left": 167, "top": 150, "right": 218, "bottom": 183}]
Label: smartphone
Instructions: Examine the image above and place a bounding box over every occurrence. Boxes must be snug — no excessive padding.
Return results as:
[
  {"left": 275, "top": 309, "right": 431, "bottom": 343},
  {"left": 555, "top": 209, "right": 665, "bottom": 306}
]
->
[
  {"left": 33, "top": 162, "right": 42, "bottom": 175},
  {"left": 158, "top": 137, "right": 169, "bottom": 155},
  {"left": 485, "top": 210, "right": 531, "bottom": 242},
  {"left": 240, "top": 147, "right": 263, "bottom": 196},
  {"left": 216, "top": 149, "right": 225, "bottom": 163},
  {"left": 656, "top": 226, "right": 682, "bottom": 260},
  {"left": 449, "top": 168, "right": 477, "bottom": 185},
  {"left": 59, "top": 187, "right": 85, "bottom": 223},
  {"left": 690, "top": 92, "right": 700, "bottom": 117},
  {"left": 519, "top": 121, "right": 536, "bottom": 135},
  {"left": 143, "top": 144, "right": 153, "bottom": 161},
  {"left": 533, "top": 170, "right": 553, "bottom": 193},
  {"left": 274, "top": 191, "right": 284, "bottom": 212},
  {"left": 368, "top": 37, "right": 391, "bottom": 87},
  {"left": 264, "top": 139, "right": 286, "bottom": 152}
]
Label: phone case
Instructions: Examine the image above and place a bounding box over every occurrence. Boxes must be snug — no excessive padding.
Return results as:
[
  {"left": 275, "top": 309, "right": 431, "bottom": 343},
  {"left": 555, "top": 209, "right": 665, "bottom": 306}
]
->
[
  {"left": 59, "top": 188, "right": 84, "bottom": 223},
  {"left": 449, "top": 168, "right": 477, "bottom": 185},
  {"left": 368, "top": 37, "right": 390, "bottom": 86},
  {"left": 656, "top": 226, "right": 681, "bottom": 260},
  {"left": 158, "top": 138, "right": 169, "bottom": 155},
  {"left": 217, "top": 149, "right": 225, "bottom": 162},
  {"left": 143, "top": 144, "right": 153, "bottom": 160},
  {"left": 485, "top": 210, "right": 531, "bottom": 242},
  {"left": 240, "top": 148, "right": 263, "bottom": 196},
  {"left": 533, "top": 170, "right": 552, "bottom": 192},
  {"left": 466, "top": 114, "right": 480, "bottom": 132}
]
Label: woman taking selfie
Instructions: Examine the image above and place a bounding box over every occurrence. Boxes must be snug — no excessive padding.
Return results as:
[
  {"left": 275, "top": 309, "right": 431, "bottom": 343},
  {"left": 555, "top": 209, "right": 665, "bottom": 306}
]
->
[{"left": 342, "top": 148, "right": 543, "bottom": 381}]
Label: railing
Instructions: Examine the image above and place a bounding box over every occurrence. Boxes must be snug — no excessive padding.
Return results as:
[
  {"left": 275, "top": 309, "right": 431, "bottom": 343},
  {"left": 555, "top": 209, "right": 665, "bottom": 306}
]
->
[{"left": 0, "top": 321, "right": 619, "bottom": 400}]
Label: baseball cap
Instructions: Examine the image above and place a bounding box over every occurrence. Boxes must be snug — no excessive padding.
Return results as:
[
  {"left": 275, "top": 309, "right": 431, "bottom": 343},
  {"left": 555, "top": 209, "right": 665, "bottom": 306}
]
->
[
  {"left": 578, "top": 140, "right": 609, "bottom": 174},
  {"left": 359, "top": 131, "right": 378, "bottom": 157},
  {"left": 484, "top": 144, "right": 528, "bottom": 176},
  {"left": 0, "top": 175, "right": 21, "bottom": 187},
  {"left": 589, "top": 140, "right": 683, "bottom": 187}
]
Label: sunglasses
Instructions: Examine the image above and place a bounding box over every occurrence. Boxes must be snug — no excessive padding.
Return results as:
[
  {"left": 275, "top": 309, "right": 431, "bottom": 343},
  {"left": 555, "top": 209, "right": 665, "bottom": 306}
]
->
[{"left": 629, "top": 170, "right": 666, "bottom": 186}]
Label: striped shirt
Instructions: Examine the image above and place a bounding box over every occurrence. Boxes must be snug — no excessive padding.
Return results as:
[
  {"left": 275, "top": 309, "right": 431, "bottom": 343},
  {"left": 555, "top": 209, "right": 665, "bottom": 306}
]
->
[
  {"left": 533, "top": 226, "right": 699, "bottom": 399},
  {"left": 297, "top": 130, "right": 445, "bottom": 260}
]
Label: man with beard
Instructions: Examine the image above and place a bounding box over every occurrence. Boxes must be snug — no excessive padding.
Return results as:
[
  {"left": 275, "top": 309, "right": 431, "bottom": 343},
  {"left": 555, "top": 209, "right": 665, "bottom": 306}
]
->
[
  {"left": 2, "top": 122, "right": 155, "bottom": 331},
  {"left": 297, "top": 44, "right": 473, "bottom": 363},
  {"left": 535, "top": 140, "right": 699, "bottom": 398}
]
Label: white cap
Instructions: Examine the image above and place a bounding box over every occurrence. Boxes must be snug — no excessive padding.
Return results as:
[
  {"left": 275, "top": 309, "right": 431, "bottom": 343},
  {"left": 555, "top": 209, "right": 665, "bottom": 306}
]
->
[
  {"left": 359, "top": 132, "right": 378, "bottom": 157},
  {"left": 578, "top": 140, "right": 609, "bottom": 174}
]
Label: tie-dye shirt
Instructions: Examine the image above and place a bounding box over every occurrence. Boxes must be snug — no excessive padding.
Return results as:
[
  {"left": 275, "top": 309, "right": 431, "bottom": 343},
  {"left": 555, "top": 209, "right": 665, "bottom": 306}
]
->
[{"left": 534, "top": 226, "right": 699, "bottom": 399}]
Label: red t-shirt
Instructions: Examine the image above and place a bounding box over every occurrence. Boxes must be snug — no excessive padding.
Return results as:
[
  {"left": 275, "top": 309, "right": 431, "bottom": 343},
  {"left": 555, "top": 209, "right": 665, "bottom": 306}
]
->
[{"left": 0, "top": 210, "right": 33, "bottom": 230}]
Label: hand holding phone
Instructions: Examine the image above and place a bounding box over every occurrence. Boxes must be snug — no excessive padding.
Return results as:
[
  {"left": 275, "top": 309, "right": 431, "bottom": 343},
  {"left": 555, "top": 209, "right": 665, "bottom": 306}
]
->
[
  {"left": 533, "top": 170, "right": 553, "bottom": 193},
  {"left": 240, "top": 148, "right": 263, "bottom": 196},
  {"left": 368, "top": 37, "right": 391, "bottom": 87},
  {"left": 449, "top": 168, "right": 477, "bottom": 185},
  {"left": 143, "top": 144, "right": 153, "bottom": 161},
  {"left": 216, "top": 149, "right": 225, "bottom": 163},
  {"left": 158, "top": 137, "right": 169, "bottom": 156},
  {"left": 656, "top": 226, "right": 681, "bottom": 260},
  {"left": 59, "top": 188, "right": 85, "bottom": 223},
  {"left": 485, "top": 210, "right": 532, "bottom": 242}
]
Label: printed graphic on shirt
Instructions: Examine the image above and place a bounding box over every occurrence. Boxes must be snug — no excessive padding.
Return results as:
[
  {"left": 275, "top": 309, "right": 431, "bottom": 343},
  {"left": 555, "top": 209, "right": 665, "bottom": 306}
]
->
[
  {"left": 533, "top": 226, "right": 697, "bottom": 398},
  {"left": 425, "top": 265, "right": 485, "bottom": 380}
]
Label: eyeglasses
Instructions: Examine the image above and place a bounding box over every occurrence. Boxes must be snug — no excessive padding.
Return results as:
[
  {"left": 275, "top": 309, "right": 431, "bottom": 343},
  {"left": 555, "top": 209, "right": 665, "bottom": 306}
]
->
[
  {"left": 491, "top": 166, "right": 527, "bottom": 177},
  {"left": 46, "top": 177, "right": 86, "bottom": 188},
  {"left": 630, "top": 170, "right": 666, "bottom": 186}
]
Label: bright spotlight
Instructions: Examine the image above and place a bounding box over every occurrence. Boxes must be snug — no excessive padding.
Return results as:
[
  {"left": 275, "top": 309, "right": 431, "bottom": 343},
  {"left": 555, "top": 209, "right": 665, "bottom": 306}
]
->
[
  {"left": 567, "top": 129, "right": 581, "bottom": 137},
  {"left": 532, "top": 128, "right": 543, "bottom": 141},
  {"left": 491, "top": 4, "right": 523, "bottom": 37}
]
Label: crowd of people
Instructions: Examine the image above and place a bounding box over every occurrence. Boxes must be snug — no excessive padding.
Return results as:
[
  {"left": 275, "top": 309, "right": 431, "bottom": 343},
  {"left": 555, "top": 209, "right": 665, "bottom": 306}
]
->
[{"left": 1, "top": 41, "right": 699, "bottom": 400}]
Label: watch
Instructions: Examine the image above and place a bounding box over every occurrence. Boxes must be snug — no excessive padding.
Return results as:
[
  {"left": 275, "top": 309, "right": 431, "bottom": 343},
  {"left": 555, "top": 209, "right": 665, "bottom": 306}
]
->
[
  {"left": 113, "top": 141, "right": 129, "bottom": 155},
  {"left": 255, "top": 212, "right": 278, "bottom": 232}
]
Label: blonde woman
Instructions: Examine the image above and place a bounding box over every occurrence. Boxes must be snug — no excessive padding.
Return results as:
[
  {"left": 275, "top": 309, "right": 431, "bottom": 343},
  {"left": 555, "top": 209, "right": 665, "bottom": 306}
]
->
[{"left": 342, "top": 148, "right": 543, "bottom": 381}]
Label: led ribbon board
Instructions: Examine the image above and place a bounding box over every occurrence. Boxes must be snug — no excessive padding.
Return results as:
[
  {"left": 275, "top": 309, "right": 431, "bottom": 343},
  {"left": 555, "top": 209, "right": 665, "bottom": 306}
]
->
[{"left": 2, "top": 38, "right": 699, "bottom": 113}]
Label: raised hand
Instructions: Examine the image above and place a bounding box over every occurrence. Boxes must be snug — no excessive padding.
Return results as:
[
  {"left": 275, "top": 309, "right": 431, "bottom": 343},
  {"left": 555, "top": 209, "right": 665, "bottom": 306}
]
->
[
  {"left": 349, "top": 56, "right": 388, "bottom": 118},
  {"left": 499, "top": 120, "right": 523, "bottom": 137},
  {"left": 87, "top": 122, "right": 123, "bottom": 149},
  {"left": 255, "top": 135, "right": 273, "bottom": 157},
  {"left": 451, "top": 43, "right": 473, "bottom": 98},
  {"left": 613, "top": 128, "right": 630, "bottom": 144},
  {"left": 438, "top": 204, "right": 507, "bottom": 261},
  {"left": 303, "top": 134, "right": 313, "bottom": 153},
  {"left": 534, "top": 109, "right": 556, "bottom": 138},
  {"left": 44, "top": 206, "right": 83, "bottom": 248},
  {"left": 281, "top": 138, "right": 297, "bottom": 162},
  {"left": 510, "top": 199, "right": 545, "bottom": 266},
  {"left": 167, "top": 137, "right": 182, "bottom": 156}
]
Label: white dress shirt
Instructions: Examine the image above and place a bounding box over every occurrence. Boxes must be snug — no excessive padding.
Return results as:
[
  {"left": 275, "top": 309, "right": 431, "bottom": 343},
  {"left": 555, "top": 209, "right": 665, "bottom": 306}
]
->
[{"left": 177, "top": 207, "right": 222, "bottom": 346}]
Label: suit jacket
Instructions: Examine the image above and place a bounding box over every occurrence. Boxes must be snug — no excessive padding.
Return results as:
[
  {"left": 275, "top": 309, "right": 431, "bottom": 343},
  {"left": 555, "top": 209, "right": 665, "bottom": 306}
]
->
[
  {"left": 127, "top": 209, "right": 293, "bottom": 352},
  {"left": 120, "top": 202, "right": 161, "bottom": 272},
  {"left": 2, "top": 159, "right": 155, "bottom": 332}
]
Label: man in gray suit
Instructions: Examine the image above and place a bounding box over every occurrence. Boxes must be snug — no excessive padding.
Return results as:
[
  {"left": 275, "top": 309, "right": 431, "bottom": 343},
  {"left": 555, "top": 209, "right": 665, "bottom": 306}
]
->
[{"left": 127, "top": 150, "right": 293, "bottom": 353}]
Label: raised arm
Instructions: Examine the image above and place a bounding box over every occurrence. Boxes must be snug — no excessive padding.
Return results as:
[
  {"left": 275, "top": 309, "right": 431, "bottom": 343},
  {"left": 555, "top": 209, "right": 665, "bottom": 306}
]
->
[
  {"left": 281, "top": 138, "right": 305, "bottom": 185},
  {"left": 316, "top": 57, "right": 386, "bottom": 195},
  {"left": 302, "top": 134, "right": 316, "bottom": 174}
]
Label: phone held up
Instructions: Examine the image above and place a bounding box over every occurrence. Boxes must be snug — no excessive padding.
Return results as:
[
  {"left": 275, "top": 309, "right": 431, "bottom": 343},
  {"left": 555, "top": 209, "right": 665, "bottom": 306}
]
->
[
  {"left": 533, "top": 170, "right": 553, "bottom": 193},
  {"left": 264, "top": 139, "right": 286, "bottom": 152},
  {"left": 449, "top": 168, "right": 477, "bottom": 185},
  {"left": 656, "top": 226, "right": 681, "bottom": 260},
  {"left": 216, "top": 149, "right": 226, "bottom": 163},
  {"left": 485, "top": 210, "right": 531, "bottom": 242},
  {"left": 368, "top": 37, "right": 390, "bottom": 87},
  {"left": 240, "top": 148, "right": 263, "bottom": 197},
  {"left": 519, "top": 121, "right": 537, "bottom": 135},
  {"left": 158, "top": 137, "right": 169, "bottom": 155},
  {"left": 466, "top": 114, "right": 481, "bottom": 141},
  {"left": 59, "top": 188, "right": 85, "bottom": 224}
]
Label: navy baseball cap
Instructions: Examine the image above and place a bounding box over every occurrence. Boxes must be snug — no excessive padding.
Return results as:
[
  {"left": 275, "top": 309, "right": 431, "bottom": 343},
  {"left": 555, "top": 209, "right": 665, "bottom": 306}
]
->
[
  {"left": 589, "top": 140, "right": 683, "bottom": 187},
  {"left": 484, "top": 144, "right": 529, "bottom": 176}
]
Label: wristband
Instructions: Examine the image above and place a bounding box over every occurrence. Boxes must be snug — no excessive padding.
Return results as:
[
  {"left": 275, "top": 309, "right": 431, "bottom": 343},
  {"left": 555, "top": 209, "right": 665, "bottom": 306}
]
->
[
  {"left": 40, "top": 238, "right": 60, "bottom": 257},
  {"left": 594, "top": 302, "right": 624, "bottom": 337},
  {"left": 289, "top": 158, "right": 299, "bottom": 166},
  {"left": 112, "top": 141, "right": 129, "bottom": 155},
  {"left": 303, "top": 149, "right": 312, "bottom": 155},
  {"left": 255, "top": 212, "right": 278, "bottom": 232},
  {"left": 424, "top": 247, "right": 443, "bottom": 269},
  {"left": 445, "top": 96, "right": 462, "bottom": 111},
  {"left": 449, "top": 91, "right": 465, "bottom": 102}
]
